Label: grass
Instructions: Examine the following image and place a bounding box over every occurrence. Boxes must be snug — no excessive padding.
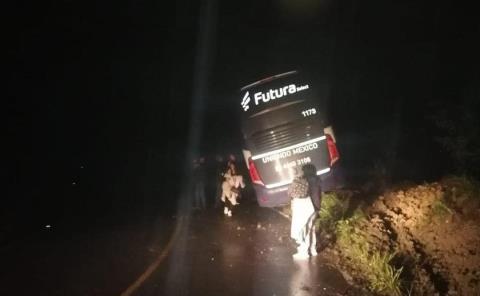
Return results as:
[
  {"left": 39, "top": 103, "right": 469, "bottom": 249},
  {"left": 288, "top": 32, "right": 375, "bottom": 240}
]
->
[
  {"left": 368, "top": 252, "right": 403, "bottom": 295},
  {"left": 431, "top": 199, "right": 453, "bottom": 218},
  {"left": 442, "top": 175, "right": 480, "bottom": 205},
  {"left": 316, "top": 192, "right": 350, "bottom": 233},
  {"left": 423, "top": 175, "right": 480, "bottom": 221},
  {"left": 315, "top": 192, "right": 404, "bottom": 295},
  {"left": 335, "top": 210, "right": 403, "bottom": 296}
]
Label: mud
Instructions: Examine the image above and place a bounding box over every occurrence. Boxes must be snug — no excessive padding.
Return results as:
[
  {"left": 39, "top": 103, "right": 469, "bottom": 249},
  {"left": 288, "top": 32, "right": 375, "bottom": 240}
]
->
[{"left": 324, "top": 179, "right": 480, "bottom": 295}]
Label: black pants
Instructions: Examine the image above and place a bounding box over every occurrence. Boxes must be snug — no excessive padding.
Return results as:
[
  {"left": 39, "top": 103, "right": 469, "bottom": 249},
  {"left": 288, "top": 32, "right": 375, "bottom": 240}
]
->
[{"left": 224, "top": 197, "right": 234, "bottom": 213}]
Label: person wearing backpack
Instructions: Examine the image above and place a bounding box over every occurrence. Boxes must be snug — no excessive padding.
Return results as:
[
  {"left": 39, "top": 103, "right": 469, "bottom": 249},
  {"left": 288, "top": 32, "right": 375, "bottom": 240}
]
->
[{"left": 288, "top": 164, "right": 322, "bottom": 260}]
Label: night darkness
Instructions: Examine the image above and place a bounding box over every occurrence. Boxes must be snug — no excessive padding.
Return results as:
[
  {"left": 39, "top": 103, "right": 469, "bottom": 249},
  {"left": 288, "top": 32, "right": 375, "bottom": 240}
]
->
[{"left": 4, "top": 0, "right": 480, "bottom": 254}]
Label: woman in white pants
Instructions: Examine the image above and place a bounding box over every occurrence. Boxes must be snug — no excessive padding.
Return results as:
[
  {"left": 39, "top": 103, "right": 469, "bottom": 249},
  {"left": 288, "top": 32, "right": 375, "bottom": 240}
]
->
[{"left": 288, "top": 164, "right": 322, "bottom": 259}]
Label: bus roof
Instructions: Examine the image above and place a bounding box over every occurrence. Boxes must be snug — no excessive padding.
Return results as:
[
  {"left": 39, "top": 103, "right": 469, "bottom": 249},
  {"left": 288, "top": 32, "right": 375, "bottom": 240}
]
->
[{"left": 240, "top": 70, "right": 297, "bottom": 91}]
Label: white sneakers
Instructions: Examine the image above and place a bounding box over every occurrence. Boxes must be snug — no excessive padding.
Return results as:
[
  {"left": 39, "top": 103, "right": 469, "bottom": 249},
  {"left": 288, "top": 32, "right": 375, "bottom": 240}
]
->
[
  {"left": 292, "top": 245, "right": 318, "bottom": 260},
  {"left": 224, "top": 207, "right": 232, "bottom": 217},
  {"left": 292, "top": 251, "right": 310, "bottom": 260}
]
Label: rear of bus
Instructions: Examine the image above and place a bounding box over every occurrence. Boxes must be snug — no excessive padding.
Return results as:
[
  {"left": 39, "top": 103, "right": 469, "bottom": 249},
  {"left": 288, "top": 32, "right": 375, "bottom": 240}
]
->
[{"left": 239, "top": 71, "right": 340, "bottom": 207}]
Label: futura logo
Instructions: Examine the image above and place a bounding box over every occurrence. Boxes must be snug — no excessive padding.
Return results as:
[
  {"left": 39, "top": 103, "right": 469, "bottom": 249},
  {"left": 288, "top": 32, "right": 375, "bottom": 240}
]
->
[
  {"left": 240, "top": 83, "right": 309, "bottom": 112},
  {"left": 241, "top": 91, "right": 251, "bottom": 111}
]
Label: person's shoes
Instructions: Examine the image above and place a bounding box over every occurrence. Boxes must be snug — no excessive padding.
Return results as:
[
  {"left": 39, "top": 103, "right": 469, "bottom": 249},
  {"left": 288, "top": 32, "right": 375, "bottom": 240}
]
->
[
  {"left": 293, "top": 244, "right": 310, "bottom": 260},
  {"left": 224, "top": 207, "right": 228, "bottom": 215},
  {"left": 292, "top": 251, "right": 309, "bottom": 260},
  {"left": 310, "top": 249, "right": 318, "bottom": 257},
  {"left": 227, "top": 210, "right": 232, "bottom": 217}
]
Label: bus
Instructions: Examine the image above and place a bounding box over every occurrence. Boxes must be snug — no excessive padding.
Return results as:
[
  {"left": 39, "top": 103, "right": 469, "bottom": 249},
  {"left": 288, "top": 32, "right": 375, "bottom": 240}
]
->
[{"left": 239, "top": 70, "right": 340, "bottom": 207}]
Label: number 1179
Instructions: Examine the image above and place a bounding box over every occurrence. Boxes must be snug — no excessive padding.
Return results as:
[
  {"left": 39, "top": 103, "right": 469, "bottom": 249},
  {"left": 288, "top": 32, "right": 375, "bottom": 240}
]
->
[{"left": 302, "top": 108, "right": 316, "bottom": 117}]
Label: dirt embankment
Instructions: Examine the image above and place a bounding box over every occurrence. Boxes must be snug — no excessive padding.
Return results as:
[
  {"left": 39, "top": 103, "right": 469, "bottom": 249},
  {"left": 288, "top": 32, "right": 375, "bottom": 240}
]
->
[{"left": 323, "top": 177, "right": 480, "bottom": 295}]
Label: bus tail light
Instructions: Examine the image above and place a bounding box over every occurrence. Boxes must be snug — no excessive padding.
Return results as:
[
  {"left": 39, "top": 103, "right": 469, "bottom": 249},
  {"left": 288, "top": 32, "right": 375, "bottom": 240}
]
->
[
  {"left": 326, "top": 134, "right": 340, "bottom": 166},
  {"left": 248, "top": 157, "right": 265, "bottom": 186}
]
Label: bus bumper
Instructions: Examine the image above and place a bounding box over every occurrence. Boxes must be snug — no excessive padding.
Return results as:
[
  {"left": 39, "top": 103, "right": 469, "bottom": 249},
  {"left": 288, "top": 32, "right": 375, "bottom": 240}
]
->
[{"left": 253, "top": 184, "right": 290, "bottom": 207}]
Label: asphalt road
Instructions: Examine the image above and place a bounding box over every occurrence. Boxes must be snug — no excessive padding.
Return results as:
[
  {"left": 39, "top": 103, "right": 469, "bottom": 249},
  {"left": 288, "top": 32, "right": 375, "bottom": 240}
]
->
[{"left": 0, "top": 199, "right": 357, "bottom": 296}]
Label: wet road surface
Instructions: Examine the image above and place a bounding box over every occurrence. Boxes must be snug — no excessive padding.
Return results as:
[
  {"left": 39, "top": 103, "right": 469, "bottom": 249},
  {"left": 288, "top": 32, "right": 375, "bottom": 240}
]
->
[
  {"left": 0, "top": 200, "right": 356, "bottom": 295},
  {"left": 134, "top": 201, "right": 354, "bottom": 296}
]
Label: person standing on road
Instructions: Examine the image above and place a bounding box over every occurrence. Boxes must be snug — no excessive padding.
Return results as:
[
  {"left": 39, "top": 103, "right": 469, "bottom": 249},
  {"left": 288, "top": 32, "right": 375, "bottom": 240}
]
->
[
  {"left": 193, "top": 157, "right": 207, "bottom": 210},
  {"left": 288, "top": 164, "right": 322, "bottom": 260},
  {"left": 224, "top": 158, "right": 245, "bottom": 194}
]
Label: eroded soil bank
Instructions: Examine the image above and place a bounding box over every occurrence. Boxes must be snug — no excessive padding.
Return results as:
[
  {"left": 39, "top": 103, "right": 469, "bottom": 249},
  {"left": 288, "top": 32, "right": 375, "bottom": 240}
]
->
[{"left": 320, "top": 177, "right": 480, "bottom": 295}]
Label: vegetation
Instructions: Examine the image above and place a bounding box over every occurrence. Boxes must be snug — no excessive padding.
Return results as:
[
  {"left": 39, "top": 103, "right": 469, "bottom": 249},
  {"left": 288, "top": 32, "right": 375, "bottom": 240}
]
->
[
  {"left": 442, "top": 175, "right": 480, "bottom": 202},
  {"left": 320, "top": 177, "right": 480, "bottom": 295},
  {"left": 430, "top": 96, "right": 480, "bottom": 178},
  {"left": 441, "top": 176, "right": 480, "bottom": 221},
  {"left": 314, "top": 193, "right": 404, "bottom": 296},
  {"left": 335, "top": 210, "right": 403, "bottom": 296},
  {"left": 430, "top": 199, "right": 453, "bottom": 218},
  {"left": 316, "top": 192, "right": 349, "bottom": 233}
]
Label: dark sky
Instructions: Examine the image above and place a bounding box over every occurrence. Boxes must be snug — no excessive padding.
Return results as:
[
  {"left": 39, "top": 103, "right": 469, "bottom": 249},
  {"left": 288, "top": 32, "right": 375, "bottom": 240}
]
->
[
  {"left": 5, "top": 0, "right": 479, "bottom": 219},
  {"left": 206, "top": 0, "right": 479, "bottom": 171}
]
